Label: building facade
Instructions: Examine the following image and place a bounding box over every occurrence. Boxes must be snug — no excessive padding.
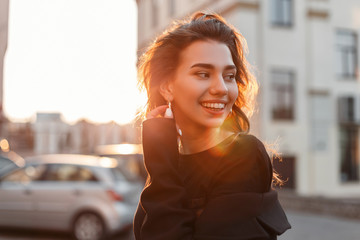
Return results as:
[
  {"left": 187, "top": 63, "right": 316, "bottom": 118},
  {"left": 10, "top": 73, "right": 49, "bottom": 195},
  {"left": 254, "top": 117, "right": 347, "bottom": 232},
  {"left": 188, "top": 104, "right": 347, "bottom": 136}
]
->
[
  {"left": 32, "top": 112, "right": 141, "bottom": 155},
  {"left": 0, "top": 0, "right": 9, "bottom": 136},
  {"left": 136, "top": 0, "right": 360, "bottom": 197}
]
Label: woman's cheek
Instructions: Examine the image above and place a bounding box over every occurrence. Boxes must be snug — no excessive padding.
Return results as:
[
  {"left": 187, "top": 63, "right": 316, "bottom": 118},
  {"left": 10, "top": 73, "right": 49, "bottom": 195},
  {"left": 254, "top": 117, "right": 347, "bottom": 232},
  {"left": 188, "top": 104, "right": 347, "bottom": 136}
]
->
[{"left": 229, "top": 83, "right": 239, "bottom": 104}]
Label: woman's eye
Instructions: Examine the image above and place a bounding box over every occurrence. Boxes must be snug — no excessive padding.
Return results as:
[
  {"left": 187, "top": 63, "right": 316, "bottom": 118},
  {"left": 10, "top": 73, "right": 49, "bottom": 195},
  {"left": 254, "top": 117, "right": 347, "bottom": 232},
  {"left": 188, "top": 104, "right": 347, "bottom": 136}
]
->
[
  {"left": 196, "top": 72, "right": 210, "bottom": 79},
  {"left": 224, "top": 74, "right": 235, "bottom": 81}
]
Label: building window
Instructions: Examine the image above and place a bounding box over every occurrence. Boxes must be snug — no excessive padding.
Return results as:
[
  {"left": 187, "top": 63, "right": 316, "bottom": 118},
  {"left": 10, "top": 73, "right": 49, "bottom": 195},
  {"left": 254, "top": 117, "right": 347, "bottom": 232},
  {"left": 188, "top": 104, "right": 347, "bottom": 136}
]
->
[
  {"left": 151, "top": 0, "right": 158, "bottom": 28},
  {"left": 310, "top": 95, "right": 331, "bottom": 152},
  {"left": 270, "top": 0, "right": 293, "bottom": 26},
  {"left": 340, "top": 126, "right": 359, "bottom": 182},
  {"left": 338, "top": 96, "right": 360, "bottom": 182},
  {"left": 338, "top": 96, "right": 356, "bottom": 123},
  {"left": 271, "top": 70, "right": 295, "bottom": 120},
  {"left": 336, "top": 30, "right": 358, "bottom": 78}
]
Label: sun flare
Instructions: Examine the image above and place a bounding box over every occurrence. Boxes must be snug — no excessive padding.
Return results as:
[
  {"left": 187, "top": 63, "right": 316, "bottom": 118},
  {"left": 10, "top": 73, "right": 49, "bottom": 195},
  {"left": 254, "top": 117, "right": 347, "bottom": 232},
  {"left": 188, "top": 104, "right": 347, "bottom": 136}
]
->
[{"left": 4, "top": 0, "right": 141, "bottom": 125}]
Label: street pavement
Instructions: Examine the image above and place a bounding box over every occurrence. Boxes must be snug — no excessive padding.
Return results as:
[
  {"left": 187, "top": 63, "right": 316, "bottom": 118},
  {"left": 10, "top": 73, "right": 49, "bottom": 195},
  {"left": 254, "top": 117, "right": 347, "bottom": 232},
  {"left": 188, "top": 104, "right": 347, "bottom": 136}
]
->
[
  {"left": 0, "top": 228, "right": 133, "bottom": 240},
  {"left": 279, "top": 210, "right": 360, "bottom": 240},
  {"left": 1, "top": 210, "right": 359, "bottom": 239}
]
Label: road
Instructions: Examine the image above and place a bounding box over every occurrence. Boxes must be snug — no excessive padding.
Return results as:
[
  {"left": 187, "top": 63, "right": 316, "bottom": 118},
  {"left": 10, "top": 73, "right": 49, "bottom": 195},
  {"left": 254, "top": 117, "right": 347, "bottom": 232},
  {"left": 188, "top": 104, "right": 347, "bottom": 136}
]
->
[
  {"left": 279, "top": 210, "right": 360, "bottom": 240},
  {"left": 1, "top": 210, "right": 360, "bottom": 239},
  {"left": 0, "top": 228, "right": 134, "bottom": 240}
]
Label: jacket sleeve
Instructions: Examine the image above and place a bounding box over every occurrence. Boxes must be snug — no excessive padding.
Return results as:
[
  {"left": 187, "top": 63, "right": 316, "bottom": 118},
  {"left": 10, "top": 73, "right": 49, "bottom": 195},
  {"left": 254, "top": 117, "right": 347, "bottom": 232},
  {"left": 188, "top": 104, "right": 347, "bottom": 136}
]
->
[
  {"left": 193, "top": 136, "right": 291, "bottom": 240},
  {"left": 134, "top": 118, "right": 195, "bottom": 240}
]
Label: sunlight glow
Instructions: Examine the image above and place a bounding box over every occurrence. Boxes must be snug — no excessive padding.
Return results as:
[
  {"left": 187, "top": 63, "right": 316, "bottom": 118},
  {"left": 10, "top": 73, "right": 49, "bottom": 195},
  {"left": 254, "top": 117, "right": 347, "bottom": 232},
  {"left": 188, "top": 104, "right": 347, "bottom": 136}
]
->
[
  {"left": 95, "top": 143, "right": 143, "bottom": 156},
  {"left": 4, "top": 0, "right": 144, "bottom": 124},
  {"left": 99, "top": 157, "right": 118, "bottom": 168},
  {"left": 0, "top": 139, "right": 10, "bottom": 152}
]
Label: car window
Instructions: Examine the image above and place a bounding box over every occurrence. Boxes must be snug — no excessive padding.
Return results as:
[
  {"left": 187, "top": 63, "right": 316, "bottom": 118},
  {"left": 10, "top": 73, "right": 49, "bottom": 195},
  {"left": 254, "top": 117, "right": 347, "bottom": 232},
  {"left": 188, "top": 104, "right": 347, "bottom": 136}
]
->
[
  {"left": 111, "top": 167, "right": 126, "bottom": 181},
  {"left": 1, "top": 164, "right": 46, "bottom": 183},
  {"left": 0, "top": 156, "right": 14, "bottom": 170},
  {"left": 0, "top": 162, "right": 18, "bottom": 178},
  {"left": 111, "top": 166, "right": 139, "bottom": 182},
  {"left": 43, "top": 164, "right": 98, "bottom": 182}
]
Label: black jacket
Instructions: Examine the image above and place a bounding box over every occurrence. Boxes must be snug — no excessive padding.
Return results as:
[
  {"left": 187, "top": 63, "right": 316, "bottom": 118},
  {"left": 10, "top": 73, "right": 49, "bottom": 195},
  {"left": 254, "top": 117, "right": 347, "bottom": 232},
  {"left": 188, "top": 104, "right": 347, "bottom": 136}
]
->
[{"left": 134, "top": 118, "right": 291, "bottom": 240}]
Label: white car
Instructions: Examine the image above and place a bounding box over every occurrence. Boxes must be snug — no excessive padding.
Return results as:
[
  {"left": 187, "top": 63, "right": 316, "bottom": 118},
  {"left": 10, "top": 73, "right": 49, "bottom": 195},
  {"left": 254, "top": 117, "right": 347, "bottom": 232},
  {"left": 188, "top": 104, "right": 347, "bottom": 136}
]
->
[{"left": 0, "top": 154, "right": 143, "bottom": 240}]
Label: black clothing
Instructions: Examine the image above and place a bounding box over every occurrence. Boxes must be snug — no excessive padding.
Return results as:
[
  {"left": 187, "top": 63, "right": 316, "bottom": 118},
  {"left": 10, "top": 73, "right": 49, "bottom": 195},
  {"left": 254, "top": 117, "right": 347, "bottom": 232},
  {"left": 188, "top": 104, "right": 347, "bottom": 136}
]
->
[{"left": 134, "top": 118, "right": 291, "bottom": 240}]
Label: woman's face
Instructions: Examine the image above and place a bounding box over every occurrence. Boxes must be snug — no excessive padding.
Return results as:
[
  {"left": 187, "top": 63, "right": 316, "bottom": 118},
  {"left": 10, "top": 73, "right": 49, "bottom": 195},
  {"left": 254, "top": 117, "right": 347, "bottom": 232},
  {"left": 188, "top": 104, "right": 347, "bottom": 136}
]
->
[{"left": 169, "top": 40, "right": 238, "bottom": 132}]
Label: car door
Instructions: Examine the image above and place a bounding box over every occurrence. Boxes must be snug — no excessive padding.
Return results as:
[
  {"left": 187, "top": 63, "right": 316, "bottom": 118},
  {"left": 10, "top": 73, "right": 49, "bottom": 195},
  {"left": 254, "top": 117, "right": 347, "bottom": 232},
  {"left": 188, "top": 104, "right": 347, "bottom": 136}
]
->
[
  {"left": 0, "top": 164, "right": 46, "bottom": 227},
  {"left": 29, "top": 164, "right": 100, "bottom": 231}
]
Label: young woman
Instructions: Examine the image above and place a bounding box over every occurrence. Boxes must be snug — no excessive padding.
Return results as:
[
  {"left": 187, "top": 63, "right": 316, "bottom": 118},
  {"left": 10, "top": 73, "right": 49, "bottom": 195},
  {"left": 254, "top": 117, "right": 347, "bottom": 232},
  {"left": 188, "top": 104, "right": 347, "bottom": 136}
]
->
[{"left": 134, "top": 12, "right": 291, "bottom": 240}]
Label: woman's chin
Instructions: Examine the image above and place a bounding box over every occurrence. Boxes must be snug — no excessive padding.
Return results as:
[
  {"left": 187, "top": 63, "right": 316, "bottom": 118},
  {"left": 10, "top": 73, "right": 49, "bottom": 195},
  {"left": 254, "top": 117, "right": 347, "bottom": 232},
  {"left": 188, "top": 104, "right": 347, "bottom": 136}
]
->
[{"left": 200, "top": 118, "right": 227, "bottom": 129}]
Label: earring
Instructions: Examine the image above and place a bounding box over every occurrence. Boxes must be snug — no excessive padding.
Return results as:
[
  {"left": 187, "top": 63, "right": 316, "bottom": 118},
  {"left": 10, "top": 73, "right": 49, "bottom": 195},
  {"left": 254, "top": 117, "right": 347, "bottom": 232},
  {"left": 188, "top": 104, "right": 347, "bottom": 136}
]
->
[
  {"left": 177, "top": 126, "right": 182, "bottom": 136},
  {"left": 164, "top": 101, "right": 173, "bottom": 118},
  {"left": 227, "top": 108, "right": 233, "bottom": 119}
]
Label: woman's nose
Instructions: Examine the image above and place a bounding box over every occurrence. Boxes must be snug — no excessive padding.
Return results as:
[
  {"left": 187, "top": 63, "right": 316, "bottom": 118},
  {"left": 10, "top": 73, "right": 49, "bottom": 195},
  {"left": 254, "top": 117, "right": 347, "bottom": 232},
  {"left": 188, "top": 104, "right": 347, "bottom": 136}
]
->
[{"left": 209, "top": 75, "right": 228, "bottom": 96}]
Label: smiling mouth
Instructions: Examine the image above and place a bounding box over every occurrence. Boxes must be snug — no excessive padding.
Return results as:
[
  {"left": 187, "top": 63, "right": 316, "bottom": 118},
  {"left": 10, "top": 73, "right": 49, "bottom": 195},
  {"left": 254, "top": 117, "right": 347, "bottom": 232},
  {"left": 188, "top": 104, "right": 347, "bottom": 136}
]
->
[{"left": 201, "top": 102, "right": 226, "bottom": 111}]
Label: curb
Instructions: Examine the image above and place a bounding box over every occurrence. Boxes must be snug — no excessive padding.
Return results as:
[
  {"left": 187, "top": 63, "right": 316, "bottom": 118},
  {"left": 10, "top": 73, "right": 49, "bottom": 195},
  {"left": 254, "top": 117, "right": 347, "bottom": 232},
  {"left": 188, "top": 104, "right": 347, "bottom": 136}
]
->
[{"left": 277, "top": 190, "right": 360, "bottom": 220}]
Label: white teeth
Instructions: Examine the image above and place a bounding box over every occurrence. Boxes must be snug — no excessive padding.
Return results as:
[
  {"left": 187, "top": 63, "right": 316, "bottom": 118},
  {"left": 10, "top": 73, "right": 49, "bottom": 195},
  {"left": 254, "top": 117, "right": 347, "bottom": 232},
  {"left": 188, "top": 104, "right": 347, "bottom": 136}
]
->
[{"left": 201, "top": 103, "right": 225, "bottom": 109}]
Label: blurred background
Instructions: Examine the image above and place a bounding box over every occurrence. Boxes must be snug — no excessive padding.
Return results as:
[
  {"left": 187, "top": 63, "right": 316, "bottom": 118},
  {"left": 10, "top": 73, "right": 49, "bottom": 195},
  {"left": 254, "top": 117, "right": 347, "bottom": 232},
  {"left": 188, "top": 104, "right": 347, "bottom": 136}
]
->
[{"left": 1, "top": 0, "right": 360, "bottom": 239}]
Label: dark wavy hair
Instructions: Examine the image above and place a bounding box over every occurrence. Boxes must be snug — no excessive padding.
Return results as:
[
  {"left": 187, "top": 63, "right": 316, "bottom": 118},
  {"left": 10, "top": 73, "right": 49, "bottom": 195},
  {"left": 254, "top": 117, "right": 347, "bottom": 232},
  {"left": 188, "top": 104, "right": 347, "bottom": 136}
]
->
[
  {"left": 137, "top": 11, "right": 284, "bottom": 186},
  {"left": 137, "top": 12, "right": 258, "bottom": 134}
]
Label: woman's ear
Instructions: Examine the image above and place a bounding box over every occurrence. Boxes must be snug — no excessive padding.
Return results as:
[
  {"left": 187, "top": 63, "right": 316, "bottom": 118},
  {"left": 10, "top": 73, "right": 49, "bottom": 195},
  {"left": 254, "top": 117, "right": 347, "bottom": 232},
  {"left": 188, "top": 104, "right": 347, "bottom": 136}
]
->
[{"left": 159, "top": 81, "right": 174, "bottom": 102}]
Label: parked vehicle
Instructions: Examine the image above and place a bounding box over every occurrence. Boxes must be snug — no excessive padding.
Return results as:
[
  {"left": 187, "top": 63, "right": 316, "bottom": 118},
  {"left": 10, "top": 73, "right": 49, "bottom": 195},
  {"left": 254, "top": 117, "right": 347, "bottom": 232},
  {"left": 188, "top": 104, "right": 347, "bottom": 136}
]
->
[
  {"left": 0, "top": 154, "right": 143, "bottom": 240},
  {"left": 0, "top": 151, "right": 24, "bottom": 175},
  {"left": 95, "top": 143, "right": 147, "bottom": 181},
  {"left": 0, "top": 155, "right": 16, "bottom": 171}
]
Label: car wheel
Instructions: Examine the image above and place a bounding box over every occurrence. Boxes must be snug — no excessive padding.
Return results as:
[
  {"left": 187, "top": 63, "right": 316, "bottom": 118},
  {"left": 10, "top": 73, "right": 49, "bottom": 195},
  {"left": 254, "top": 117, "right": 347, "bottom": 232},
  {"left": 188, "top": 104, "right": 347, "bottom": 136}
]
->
[{"left": 73, "top": 212, "right": 106, "bottom": 240}]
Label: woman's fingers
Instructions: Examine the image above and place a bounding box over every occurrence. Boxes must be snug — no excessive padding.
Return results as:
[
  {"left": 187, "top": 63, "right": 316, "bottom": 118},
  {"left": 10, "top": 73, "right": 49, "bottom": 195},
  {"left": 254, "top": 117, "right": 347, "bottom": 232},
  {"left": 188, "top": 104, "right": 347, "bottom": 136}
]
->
[{"left": 146, "top": 105, "right": 169, "bottom": 119}]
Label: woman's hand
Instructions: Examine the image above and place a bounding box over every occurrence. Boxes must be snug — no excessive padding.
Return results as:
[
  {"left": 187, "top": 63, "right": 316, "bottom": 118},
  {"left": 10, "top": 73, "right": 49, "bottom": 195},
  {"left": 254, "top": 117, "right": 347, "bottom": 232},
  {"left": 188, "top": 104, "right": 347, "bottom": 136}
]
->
[
  {"left": 146, "top": 105, "right": 181, "bottom": 136},
  {"left": 146, "top": 105, "right": 173, "bottom": 119}
]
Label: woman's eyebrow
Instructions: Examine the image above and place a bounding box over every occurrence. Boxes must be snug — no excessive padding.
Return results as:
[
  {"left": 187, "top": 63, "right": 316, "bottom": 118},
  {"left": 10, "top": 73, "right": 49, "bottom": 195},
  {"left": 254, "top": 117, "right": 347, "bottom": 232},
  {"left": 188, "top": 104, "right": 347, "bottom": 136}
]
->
[
  {"left": 190, "top": 63, "right": 236, "bottom": 70},
  {"left": 224, "top": 65, "right": 236, "bottom": 70}
]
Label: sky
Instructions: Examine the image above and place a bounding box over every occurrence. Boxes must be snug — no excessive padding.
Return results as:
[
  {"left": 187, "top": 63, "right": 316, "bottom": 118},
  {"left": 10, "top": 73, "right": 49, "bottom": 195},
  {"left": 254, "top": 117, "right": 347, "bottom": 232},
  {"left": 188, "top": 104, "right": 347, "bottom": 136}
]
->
[{"left": 4, "top": 0, "right": 144, "bottom": 124}]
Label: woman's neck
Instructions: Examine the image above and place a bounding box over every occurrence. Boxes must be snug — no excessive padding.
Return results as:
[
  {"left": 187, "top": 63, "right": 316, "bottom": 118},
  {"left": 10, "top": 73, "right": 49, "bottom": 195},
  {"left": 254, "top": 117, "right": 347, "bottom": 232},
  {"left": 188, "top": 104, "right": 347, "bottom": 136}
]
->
[{"left": 179, "top": 127, "right": 233, "bottom": 154}]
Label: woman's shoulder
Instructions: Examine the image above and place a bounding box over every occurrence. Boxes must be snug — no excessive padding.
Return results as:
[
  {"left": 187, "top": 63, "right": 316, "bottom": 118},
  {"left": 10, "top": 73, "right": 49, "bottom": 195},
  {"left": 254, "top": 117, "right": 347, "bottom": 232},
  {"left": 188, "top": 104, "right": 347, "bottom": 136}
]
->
[
  {"left": 232, "top": 133, "right": 268, "bottom": 156},
  {"left": 222, "top": 133, "right": 273, "bottom": 190},
  {"left": 233, "top": 133, "right": 272, "bottom": 168}
]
